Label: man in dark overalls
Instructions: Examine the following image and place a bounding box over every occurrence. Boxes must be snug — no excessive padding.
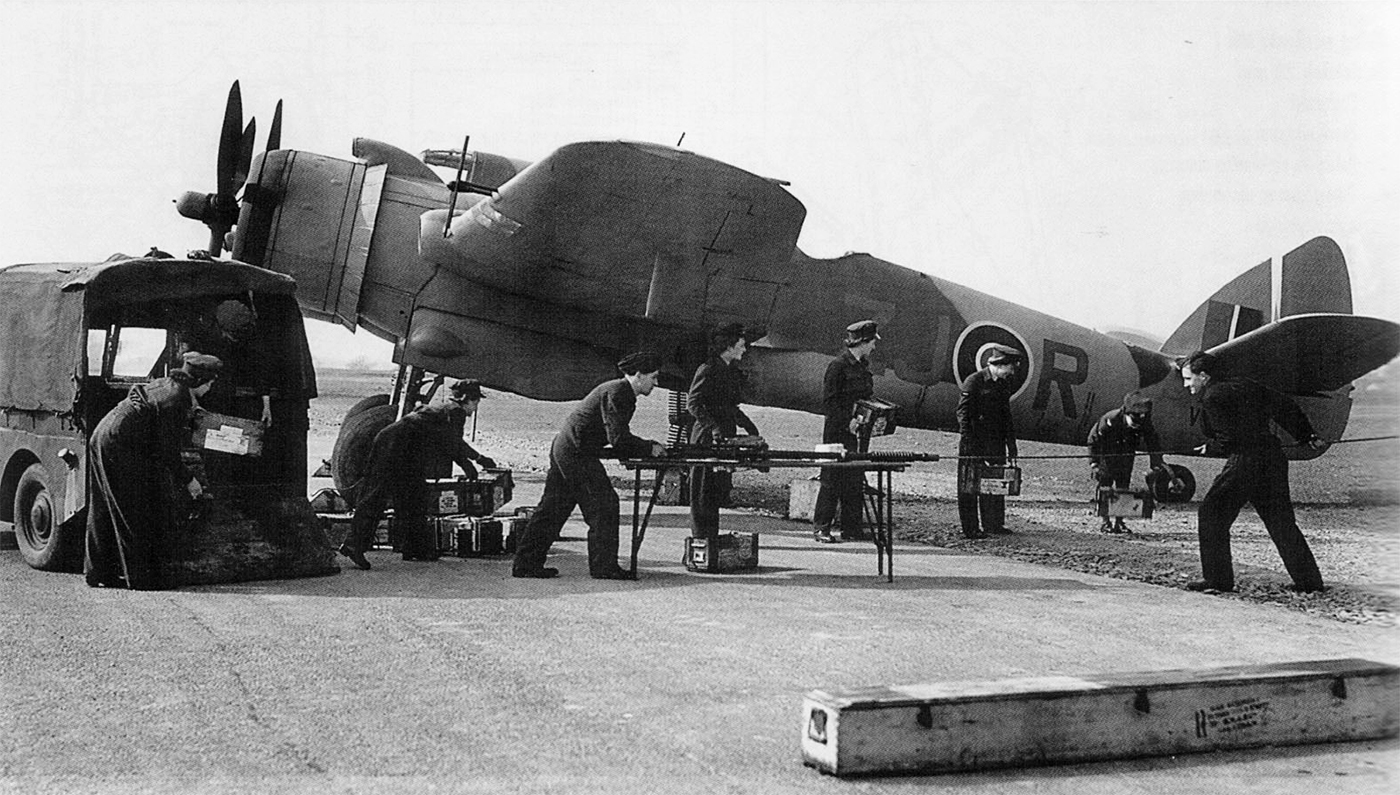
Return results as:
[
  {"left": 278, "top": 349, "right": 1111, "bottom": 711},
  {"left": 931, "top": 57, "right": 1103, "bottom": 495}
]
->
[
  {"left": 956, "top": 345, "right": 1021, "bottom": 538},
  {"left": 812, "top": 320, "right": 879, "bottom": 544},
  {"left": 1086, "top": 394, "right": 1183, "bottom": 533},
  {"left": 85, "top": 353, "right": 223, "bottom": 589},
  {"left": 687, "top": 323, "right": 762, "bottom": 542},
  {"left": 339, "top": 380, "right": 496, "bottom": 569},
  {"left": 512, "top": 353, "right": 666, "bottom": 580},
  {"left": 1180, "top": 351, "right": 1327, "bottom": 594}
]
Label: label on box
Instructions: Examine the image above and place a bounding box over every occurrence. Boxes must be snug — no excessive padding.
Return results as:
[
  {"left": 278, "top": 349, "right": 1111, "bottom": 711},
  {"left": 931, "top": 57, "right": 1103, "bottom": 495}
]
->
[
  {"left": 438, "top": 491, "right": 460, "bottom": 514},
  {"left": 204, "top": 424, "right": 251, "bottom": 455}
]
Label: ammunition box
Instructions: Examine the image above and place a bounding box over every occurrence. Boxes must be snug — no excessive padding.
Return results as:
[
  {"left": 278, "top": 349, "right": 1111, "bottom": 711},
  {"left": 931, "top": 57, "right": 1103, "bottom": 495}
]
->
[
  {"left": 191, "top": 410, "right": 265, "bottom": 457},
  {"left": 853, "top": 398, "right": 899, "bottom": 437},
  {"left": 684, "top": 532, "right": 759, "bottom": 573},
  {"left": 1097, "top": 487, "right": 1155, "bottom": 519},
  {"left": 428, "top": 469, "right": 513, "bottom": 516},
  {"left": 963, "top": 465, "right": 1022, "bottom": 496},
  {"left": 434, "top": 515, "right": 505, "bottom": 557}
]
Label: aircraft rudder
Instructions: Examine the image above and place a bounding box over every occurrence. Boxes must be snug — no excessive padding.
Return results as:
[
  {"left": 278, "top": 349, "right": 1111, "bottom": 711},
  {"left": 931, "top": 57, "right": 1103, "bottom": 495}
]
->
[{"left": 1280, "top": 236, "right": 1351, "bottom": 317}]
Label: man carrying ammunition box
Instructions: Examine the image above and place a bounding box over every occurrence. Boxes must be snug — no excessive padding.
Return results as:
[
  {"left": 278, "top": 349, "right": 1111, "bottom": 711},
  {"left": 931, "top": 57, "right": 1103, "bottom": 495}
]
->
[
  {"left": 956, "top": 344, "right": 1021, "bottom": 538},
  {"left": 339, "top": 379, "right": 496, "bottom": 570},
  {"left": 512, "top": 352, "right": 667, "bottom": 580},
  {"left": 812, "top": 320, "right": 880, "bottom": 544},
  {"left": 687, "top": 322, "right": 764, "bottom": 542},
  {"left": 1086, "top": 394, "right": 1182, "bottom": 533}
]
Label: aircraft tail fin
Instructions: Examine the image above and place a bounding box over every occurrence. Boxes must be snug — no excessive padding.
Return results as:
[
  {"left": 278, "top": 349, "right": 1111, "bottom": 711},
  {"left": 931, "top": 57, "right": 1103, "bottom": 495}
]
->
[{"left": 1161, "top": 236, "right": 1351, "bottom": 356}]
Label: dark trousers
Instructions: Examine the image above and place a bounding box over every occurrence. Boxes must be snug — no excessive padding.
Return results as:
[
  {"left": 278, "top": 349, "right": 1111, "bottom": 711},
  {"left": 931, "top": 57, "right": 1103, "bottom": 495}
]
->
[
  {"left": 813, "top": 467, "right": 865, "bottom": 537},
  {"left": 1197, "top": 447, "right": 1323, "bottom": 591},
  {"left": 513, "top": 440, "right": 622, "bottom": 576},
  {"left": 350, "top": 475, "right": 433, "bottom": 557},
  {"left": 689, "top": 464, "right": 731, "bottom": 540},
  {"left": 958, "top": 439, "right": 1006, "bottom": 536}
]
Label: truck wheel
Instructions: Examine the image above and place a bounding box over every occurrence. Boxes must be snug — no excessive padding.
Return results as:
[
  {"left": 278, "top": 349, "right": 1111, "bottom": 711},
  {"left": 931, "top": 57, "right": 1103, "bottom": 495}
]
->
[
  {"left": 330, "top": 403, "right": 398, "bottom": 502},
  {"left": 1151, "top": 464, "right": 1197, "bottom": 503},
  {"left": 14, "top": 463, "right": 73, "bottom": 571}
]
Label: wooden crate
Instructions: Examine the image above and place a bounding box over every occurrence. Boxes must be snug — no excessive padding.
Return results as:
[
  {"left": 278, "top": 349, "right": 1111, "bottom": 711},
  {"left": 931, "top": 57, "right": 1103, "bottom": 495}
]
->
[
  {"left": 801, "top": 658, "right": 1399, "bottom": 777},
  {"left": 788, "top": 478, "right": 821, "bottom": 522}
]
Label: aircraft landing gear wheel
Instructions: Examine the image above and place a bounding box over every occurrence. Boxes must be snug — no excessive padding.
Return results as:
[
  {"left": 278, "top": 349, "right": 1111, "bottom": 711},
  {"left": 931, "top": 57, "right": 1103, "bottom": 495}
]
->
[
  {"left": 330, "top": 403, "right": 399, "bottom": 503},
  {"left": 14, "top": 463, "right": 76, "bottom": 571},
  {"left": 342, "top": 393, "right": 391, "bottom": 424},
  {"left": 1151, "top": 463, "right": 1196, "bottom": 503}
]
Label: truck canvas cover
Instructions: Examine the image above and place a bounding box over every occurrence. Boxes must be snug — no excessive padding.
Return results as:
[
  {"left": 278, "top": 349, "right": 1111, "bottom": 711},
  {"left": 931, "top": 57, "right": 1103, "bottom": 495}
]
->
[{"left": 0, "top": 256, "right": 301, "bottom": 413}]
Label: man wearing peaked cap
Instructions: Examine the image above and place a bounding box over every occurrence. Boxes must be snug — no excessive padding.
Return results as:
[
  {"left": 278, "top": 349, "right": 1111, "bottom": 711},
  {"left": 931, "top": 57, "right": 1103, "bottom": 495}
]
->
[
  {"left": 512, "top": 352, "right": 666, "bottom": 580},
  {"left": 985, "top": 344, "right": 1021, "bottom": 364},
  {"left": 812, "top": 320, "right": 881, "bottom": 544},
  {"left": 844, "top": 320, "right": 881, "bottom": 346},
  {"left": 339, "top": 377, "right": 499, "bottom": 569},
  {"left": 956, "top": 343, "right": 1022, "bottom": 538}
]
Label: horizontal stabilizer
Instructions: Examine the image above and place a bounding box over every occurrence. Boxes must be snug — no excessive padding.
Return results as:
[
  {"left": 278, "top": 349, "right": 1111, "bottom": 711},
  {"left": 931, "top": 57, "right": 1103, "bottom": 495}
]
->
[{"left": 1209, "top": 313, "right": 1400, "bottom": 394}]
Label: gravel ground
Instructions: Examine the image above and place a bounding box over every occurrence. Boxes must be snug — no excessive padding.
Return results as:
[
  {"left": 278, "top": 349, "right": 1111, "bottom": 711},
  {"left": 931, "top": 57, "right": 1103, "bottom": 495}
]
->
[{"left": 310, "top": 369, "right": 1400, "bottom": 627}]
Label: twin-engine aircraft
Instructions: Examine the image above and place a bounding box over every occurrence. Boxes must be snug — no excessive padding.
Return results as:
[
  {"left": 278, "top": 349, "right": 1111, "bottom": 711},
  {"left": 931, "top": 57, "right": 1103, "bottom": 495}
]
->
[{"left": 179, "top": 82, "right": 1399, "bottom": 500}]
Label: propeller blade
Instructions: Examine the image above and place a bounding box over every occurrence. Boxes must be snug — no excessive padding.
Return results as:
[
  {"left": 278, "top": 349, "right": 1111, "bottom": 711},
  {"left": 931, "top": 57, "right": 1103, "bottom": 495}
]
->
[
  {"left": 216, "top": 80, "right": 244, "bottom": 196},
  {"left": 233, "top": 118, "right": 256, "bottom": 189},
  {"left": 266, "top": 99, "right": 283, "bottom": 151}
]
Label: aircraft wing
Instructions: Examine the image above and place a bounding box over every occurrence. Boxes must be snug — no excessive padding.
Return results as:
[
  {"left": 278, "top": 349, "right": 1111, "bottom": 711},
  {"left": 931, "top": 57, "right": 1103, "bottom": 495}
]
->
[
  {"left": 1208, "top": 313, "right": 1400, "bottom": 394},
  {"left": 420, "top": 141, "right": 806, "bottom": 326}
]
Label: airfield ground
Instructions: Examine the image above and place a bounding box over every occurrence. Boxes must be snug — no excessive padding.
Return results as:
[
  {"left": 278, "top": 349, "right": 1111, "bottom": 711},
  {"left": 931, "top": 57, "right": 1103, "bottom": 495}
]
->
[{"left": 3, "top": 369, "right": 1394, "bottom": 794}]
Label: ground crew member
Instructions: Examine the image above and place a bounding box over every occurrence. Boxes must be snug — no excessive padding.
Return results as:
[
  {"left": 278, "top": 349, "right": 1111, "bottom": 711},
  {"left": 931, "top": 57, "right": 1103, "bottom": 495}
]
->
[
  {"left": 512, "top": 352, "right": 667, "bottom": 580},
  {"left": 1086, "top": 394, "right": 1183, "bottom": 533},
  {"left": 179, "top": 299, "right": 272, "bottom": 426},
  {"left": 85, "top": 352, "right": 223, "bottom": 590},
  {"left": 812, "top": 320, "right": 879, "bottom": 544},
  {"left": 1179, "top": 350, "right": 1327, "bottom": 594},
  {"left": 956, "top": 345, "right": 1021, "bottom": 538},
  {"left": 339, "top": 379, "right": 496, "bottom": 570},
  {"left": 687, "top": 323, "right": 763, "bottom": 541}
]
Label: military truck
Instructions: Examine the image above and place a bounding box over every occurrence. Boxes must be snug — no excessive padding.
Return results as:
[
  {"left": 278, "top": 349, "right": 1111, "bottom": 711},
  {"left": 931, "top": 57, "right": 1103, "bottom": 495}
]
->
[{"left": 0, "top": 255, "right": 336, "bottom": 583}]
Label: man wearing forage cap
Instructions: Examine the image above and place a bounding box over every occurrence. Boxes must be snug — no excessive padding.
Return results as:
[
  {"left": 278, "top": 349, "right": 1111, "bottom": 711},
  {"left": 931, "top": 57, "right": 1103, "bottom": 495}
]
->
[
  {"left": 512, "top": 352, "right": 667, "bottom": 580},
  {"left": 812, "top": 320, "right": 880, "bottom": 544},
  {"left": 956, "top": 343, "right": 1021, "bottom": 538}
]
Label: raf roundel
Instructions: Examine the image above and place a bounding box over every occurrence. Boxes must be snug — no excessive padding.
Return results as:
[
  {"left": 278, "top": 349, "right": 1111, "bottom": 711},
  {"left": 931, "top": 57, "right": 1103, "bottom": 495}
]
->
[{"left": 953, "top": 322, "right": 1032, "bottom": 397}]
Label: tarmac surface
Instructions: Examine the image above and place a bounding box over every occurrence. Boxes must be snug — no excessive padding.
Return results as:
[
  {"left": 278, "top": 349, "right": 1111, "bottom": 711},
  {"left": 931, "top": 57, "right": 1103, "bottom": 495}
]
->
[{"left": 2, "top": 478, "right": 1396, "bottom": 794}]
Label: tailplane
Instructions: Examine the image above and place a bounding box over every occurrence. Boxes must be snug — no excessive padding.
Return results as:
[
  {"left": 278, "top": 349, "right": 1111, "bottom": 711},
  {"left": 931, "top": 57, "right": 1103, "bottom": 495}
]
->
[{"left": 1161, "top": 236, "right": 1350, "bottom": 355}]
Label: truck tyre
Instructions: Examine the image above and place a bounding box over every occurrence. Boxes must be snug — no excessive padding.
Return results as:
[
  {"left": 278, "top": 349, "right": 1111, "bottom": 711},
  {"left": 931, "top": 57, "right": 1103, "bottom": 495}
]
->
[
  {"left": 14, "top": 463, "right": 75, "bottom": 571},
  {"left": 330, "top": 403, "right": 398, "bottom": 503}
]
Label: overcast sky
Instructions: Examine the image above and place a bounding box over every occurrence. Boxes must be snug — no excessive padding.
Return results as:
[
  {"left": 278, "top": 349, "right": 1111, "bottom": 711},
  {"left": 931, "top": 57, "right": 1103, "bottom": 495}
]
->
[{"left": 2, "top": 0, "right": 1395, "bottom": 368}]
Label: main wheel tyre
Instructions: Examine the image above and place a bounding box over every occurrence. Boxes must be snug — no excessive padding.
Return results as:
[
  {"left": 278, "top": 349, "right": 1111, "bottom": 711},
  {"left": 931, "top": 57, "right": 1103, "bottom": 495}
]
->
[
  {"left": 14, "top": 463, "right": 75, "bottom": 571},
  {"left": 1151, "top": 463, "right": 1197, "bottom": 503},
  {"left": 343, "top": 393, "right": 391, "bottom": 424},
  {"left": 330, "top": 403, "right": 399, "bottom": 502}
]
